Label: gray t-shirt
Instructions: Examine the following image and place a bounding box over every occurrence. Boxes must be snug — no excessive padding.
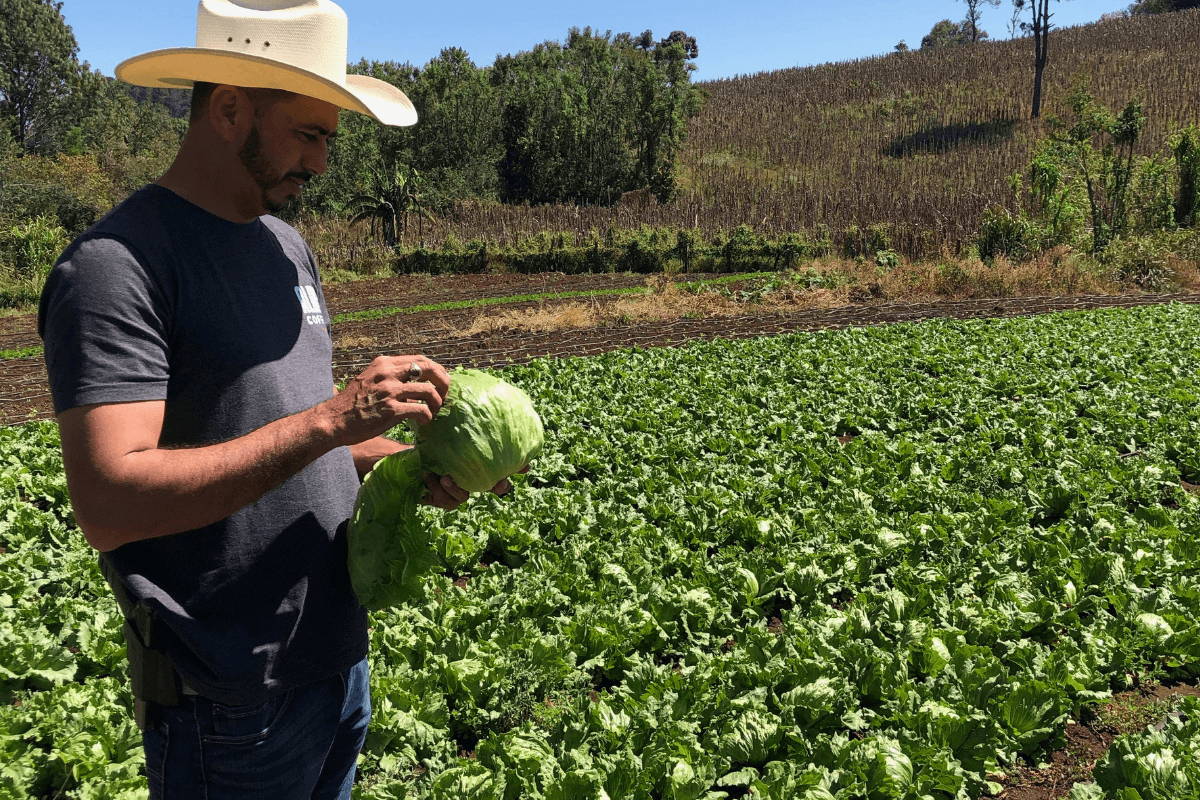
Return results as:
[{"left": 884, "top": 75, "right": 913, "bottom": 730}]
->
[{"left": 38, "top": 184, "right": 366, "bottom": 706}]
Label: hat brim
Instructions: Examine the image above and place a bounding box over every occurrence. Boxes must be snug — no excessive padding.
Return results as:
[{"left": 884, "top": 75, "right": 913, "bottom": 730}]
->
[{"left": 115, "top": 48, "right": 417, "bottom": 127}]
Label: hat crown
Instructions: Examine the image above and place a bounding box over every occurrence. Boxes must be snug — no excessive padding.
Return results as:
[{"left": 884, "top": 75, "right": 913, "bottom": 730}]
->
[{"left": 195, "top": 0, "right": 347, "bottom": 84}]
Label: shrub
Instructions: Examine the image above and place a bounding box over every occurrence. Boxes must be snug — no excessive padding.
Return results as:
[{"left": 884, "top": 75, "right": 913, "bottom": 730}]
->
[
  {"left": 1102, "top": 235, "right": 1176, "bottom": 291},
  {"left": 0, "top": 154, "right": 114, "bottom": 235},
  {"left": 875, "top": 249, "right": 902, "bottom": 270},
  {"left": 0, "top": 216, "right": 69, "bottom": 281},
  {"left": 976, "top": 207, "right": 1043, "bottom": 263}
]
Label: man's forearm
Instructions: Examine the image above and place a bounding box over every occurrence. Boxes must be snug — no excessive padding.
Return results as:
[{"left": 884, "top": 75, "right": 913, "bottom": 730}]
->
[
  {"left": 348, "top": 436, "right": 411, "bottom": 478},
  {"left": 66, "top": 405, "right": 337, "bottom": 551}
]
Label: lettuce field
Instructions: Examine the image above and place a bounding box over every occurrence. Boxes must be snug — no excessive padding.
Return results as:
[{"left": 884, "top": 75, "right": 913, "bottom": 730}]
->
[{"left": 3, "top": 304, "right": 1200, "bottom": 799}]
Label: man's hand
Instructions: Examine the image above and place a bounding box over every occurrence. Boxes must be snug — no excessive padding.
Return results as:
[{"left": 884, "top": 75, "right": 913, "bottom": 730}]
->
[
  {"left": 421, "top": 469, "right": 525, "bottom": 511},
  {"left": 318, "top": 356, "right": 450, "bottom": 447}
]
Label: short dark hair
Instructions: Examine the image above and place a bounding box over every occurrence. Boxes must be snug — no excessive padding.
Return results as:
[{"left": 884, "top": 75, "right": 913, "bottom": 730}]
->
[
  {"left": 189, "top": 81, "right": 218, "bottom": 122},
  {"left": 188, "top": 81, "right": 295, "bottom": 123}
]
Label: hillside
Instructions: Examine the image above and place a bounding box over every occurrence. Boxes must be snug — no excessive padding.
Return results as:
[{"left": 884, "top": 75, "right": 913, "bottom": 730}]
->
[{"left": 429, "top": 9, "right": 1200, "bottom": 257}]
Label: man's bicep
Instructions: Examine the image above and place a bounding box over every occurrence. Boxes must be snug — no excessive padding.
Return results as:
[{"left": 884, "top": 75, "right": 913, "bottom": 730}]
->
[{"left": 58, "top": 401, "right": 166, "bottom": 507}]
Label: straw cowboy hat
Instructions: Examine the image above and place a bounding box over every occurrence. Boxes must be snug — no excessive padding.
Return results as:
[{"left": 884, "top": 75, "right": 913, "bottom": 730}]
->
[{"left": 115, "top": 0, "right": 417, "bottom": 127}]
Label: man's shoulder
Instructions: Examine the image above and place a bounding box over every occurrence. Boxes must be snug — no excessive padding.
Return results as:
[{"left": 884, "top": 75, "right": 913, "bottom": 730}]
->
[
  {"left": 260, "top": 215, "right": 317, "bottom": 275},
  {"left": 89, "top": 185, "right": 172, "bottom": 236},
  {"left": 63, "top": 185, "right": 176, "bottom": 264}
]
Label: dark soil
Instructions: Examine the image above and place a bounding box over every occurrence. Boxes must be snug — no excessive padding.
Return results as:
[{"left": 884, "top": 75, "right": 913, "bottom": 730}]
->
[
  {"left": 0, "top": 271, "right": 732, "bottom": 352},
  {"left": 6, "top": 285, "right": 1200, "bottom": 425},
  {"left": 988, "top": 682, "right": 1200, "bottom": 799}
]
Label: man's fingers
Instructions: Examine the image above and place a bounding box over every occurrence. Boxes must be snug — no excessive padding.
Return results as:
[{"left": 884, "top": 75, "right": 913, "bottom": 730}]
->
[
  {"left": 390, "top": 381, "right": 443, "bottom": 415},
  {"left": 380, "top": 356, "right": 451, "bottom": 401},
  {"left": 491, "top": 478, "right": 512, "bottom": 496},
  {"left": 422, "top": 473, "right": 459, "bottom": 510},
  {"left": 391, "top": 401, "right": 433, "bottom": 426},
  {"left": 439, "top": 475, "right": 469, "bottom": 503}
]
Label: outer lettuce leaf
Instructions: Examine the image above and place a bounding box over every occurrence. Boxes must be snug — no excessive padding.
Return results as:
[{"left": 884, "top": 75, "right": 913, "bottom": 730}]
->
[{"left": 347, "top": 447, "right": 438, "bottom": 610}]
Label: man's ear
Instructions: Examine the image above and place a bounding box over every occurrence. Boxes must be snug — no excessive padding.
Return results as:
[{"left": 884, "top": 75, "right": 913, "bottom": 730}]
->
[{"left": 206, "top": 85, "right": 253, "bottom": 146}]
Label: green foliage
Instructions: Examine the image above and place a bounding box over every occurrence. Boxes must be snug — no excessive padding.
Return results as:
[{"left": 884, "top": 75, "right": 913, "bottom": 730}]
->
[
  {"left": 9, "top": 307, "right": 1200, "bottom": 796},
  {"left": 1128, "top": 0, "right": 1200, "bottom": 13},
  {"left": 347, "top": 165, "right": 436, "bottom": 248},
  {"left": 0, "top": 152, "right": 116, "bottom": 234},
  {"left": 1009, "top": 89, "right": 1199, "bottom": 259},
  {"left": 0, "top": 214, "right": 67, "bottom": 306},
  {"left": 1173, "top": 125, "right": 1200, "bottom": 227},
  {"left": 382, "top": 225, "right": 833, "bottom": 276},
  {"left": 1069, "top": 697, "right": 1200, "bottom": 799},
  {"left": 0, "top": 0, "right": 80, "bottom": 151},
  {"left": 0, "top": 214, "right": 66, "bottom": 279},
  {"left": 920, "top": 19, "right": 978, "bottom": 49},
  {"left": 1048, "top": 88, "right": 1148, "bottom": 253},
  {"left": 840, "top": 223, "right": 893, "bottom": 260},
  {"left": 307, "top": 31, "right": 702, "bottom": 225},
  {"left": 492, "top": 27, "right": 703, "bottom": 205},
  {"left": 1100, "top": 233, "right": 1177, "bottom": 290},
  {"left": 976, "top": 206, "right": 1045, "bottom": 263},
  {"left": 412, "top": 48, "right": 503, "bottom": 204}
]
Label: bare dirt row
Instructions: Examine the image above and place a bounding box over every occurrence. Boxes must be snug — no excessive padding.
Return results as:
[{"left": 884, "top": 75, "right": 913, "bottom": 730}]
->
[
  {"left": 5, "top": 289, "right": 1200, "bottom": 426},
  {"left": 0, "top": 271, "right": 736, "bottom": 351}
]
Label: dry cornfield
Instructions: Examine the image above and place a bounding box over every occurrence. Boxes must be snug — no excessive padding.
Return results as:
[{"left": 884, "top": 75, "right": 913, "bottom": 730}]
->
[{"left": 407, "top": 9, "right": 1200, "bottom": 257}]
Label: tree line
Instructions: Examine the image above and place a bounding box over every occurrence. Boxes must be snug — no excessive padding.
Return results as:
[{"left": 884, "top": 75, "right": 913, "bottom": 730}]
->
[
  {"left": 0, "top": 0, "right": 704, "bottom": 245},
  {"left": 312, "top": 29, "right": 703, "bottom": 246}
]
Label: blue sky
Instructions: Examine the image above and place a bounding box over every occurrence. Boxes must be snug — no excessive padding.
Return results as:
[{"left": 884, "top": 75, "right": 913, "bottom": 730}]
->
[{"left": 61, "top": 0, "right": 1128, "bottom": 82}]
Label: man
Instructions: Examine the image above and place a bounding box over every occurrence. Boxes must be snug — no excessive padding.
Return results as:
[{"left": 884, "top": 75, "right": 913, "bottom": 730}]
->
[{"left": 37, "top": 1, "right": 513, "bottom": 796}]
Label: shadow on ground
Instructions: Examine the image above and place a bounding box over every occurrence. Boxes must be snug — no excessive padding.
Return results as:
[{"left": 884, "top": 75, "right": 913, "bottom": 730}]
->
[{"left": 884, "top": 118, "right": 1018, "bottom": 158}]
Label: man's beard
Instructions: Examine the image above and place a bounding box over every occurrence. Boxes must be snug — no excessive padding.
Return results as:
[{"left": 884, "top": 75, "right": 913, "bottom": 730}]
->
[{"left": 238, "top": 124, "right": 305, "bottom": 214}]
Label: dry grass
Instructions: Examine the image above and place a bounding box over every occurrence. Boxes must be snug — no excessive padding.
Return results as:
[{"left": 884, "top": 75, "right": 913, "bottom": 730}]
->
[
  {"left": 877, "top": 247, "right": 1121, "bottom": 300},
  {"left": 460, "top": 250, "right": 1200, "bottom": 336},
  {"left": 334, "top": 334, "right": 379, "bottom": 349}
]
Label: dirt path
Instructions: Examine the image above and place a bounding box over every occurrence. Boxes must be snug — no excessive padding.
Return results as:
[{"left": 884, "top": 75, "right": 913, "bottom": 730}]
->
[
  {"left": 0, "top": 272, "right": 735, "bottom": 352},
  {"left": 5, "top": 290, "right": 1200, "bottom": 425}
]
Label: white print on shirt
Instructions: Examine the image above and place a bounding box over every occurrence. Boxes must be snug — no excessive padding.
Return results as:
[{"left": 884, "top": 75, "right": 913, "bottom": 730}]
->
[{"left": 294, "top": 285, "right": 326, "bottom": 326}]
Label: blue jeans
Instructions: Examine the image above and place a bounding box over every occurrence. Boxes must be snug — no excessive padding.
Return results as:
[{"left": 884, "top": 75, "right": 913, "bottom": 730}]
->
[{"left": 142, "top": 658, "right": 371, "bottom": 799}]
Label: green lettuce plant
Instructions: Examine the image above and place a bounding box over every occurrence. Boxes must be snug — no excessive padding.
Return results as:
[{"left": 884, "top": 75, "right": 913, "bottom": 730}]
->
[{"left": 348, "top": 369, "right": 544, "bottom": 610}]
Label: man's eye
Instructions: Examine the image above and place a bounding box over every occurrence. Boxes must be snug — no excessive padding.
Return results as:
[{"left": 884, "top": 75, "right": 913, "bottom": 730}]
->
[{"left": 298, "top": 131, "right": 318, "bottom": 142}]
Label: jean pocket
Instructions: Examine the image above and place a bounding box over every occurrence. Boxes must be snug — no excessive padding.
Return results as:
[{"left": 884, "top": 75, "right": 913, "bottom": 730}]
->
[
  {"left": 142, "top": 716, "right": 169, "bottom": 796},
  {"left": 201, "top": 691, "right": 292, "bottom": 746}
]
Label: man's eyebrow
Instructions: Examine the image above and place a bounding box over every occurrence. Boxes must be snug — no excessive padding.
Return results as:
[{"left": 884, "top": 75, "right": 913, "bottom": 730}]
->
[{"left": 301, "top": 124, "right": 338, "bottom": 139}]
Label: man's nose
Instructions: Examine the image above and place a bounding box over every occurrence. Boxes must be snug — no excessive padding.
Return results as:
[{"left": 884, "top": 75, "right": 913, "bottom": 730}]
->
[{"left": 306, "top": 141, "right": 329, "bottom": 176}]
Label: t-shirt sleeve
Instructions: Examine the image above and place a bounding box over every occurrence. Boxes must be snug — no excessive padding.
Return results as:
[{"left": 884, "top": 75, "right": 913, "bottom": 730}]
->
[{"left": 38, "top": 236, "right": 172, "bottom": 414}]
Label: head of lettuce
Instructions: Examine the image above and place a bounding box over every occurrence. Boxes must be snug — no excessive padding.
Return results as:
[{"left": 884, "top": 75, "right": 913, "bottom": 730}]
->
[{"left": 347, "top": 369, "right": 544, "bottom": 610}]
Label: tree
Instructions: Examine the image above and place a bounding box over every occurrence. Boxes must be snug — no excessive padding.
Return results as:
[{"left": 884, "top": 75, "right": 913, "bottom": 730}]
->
[
  {"left": 0, "top": 0, "right": 81, "bottom": 151},
  {"left": 1045, "top": 88, "right": 1146, "bottom": 252},
  {"left": 921, "top": 19, "right": 974, "bottom": 49},
  {"left": 347, "top": 165, "right": 434, "bottom": 247},
  {"left": 658, "top": 31, "right": 699, "bottom": 60},
  {"left": 492, "top": 28, "right": 702, "bottom": 205},
  {"left": 894, "top": 40, "right": 911, "bottom": 52},
  {"left": 1012, "top": 0, "right": 1062, "bottom": 119},
  {"left": 962, "top": 0, "right": 1001, "bottom": 42},
  {"left": 1174, "top": 126, "right": 1199, "bottom": 228},
  {"left": 410, "top": 48, "right": 502, "bottom": 204},
  {"left": 1128, "top": 0, "right": 1199, "bottom": 12}
]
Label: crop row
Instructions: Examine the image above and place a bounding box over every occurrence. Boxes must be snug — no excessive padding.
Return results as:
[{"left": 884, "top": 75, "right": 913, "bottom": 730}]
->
[
  {"left": 2, "top": 304, "right": 1200, "bottom": 798},
  {"left": 395, "top": 11, "right": 1200, "bottom": 257}
]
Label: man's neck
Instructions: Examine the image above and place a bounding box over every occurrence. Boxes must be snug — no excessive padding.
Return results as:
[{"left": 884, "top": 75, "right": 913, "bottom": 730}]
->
[{"left": 157, "top": 137, "right": 263, "bottom": 224}]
